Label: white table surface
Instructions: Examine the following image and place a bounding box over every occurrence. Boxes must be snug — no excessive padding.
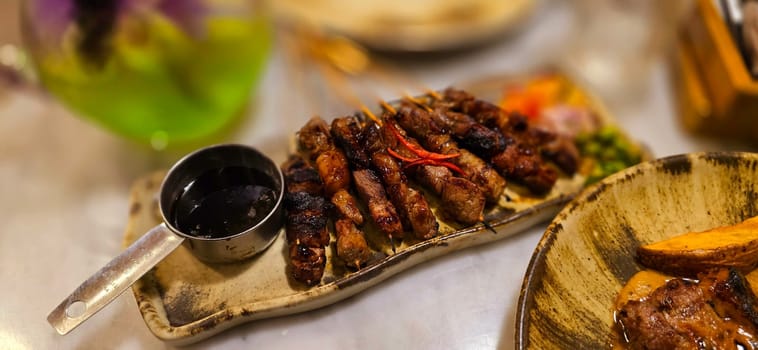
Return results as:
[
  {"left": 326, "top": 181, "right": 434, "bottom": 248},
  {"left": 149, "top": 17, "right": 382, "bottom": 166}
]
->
[{"left": 1, "top": 1, "right": 755, "bottom": 349}]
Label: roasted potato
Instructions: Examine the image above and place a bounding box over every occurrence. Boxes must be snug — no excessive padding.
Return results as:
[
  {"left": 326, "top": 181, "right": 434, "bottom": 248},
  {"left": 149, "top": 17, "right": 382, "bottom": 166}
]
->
[{"left": 637, "top": 216, "right": 758, "bottom": 277}]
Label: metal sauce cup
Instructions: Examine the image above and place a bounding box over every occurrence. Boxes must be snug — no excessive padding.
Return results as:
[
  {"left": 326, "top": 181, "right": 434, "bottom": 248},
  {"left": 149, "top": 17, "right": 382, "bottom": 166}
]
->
[{"left": 47, "top": 144, "right": 285, "bottom": 335}]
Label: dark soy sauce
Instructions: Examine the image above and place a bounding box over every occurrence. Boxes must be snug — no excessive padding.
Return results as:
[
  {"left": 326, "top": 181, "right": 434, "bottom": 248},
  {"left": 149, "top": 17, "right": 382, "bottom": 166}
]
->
[{"left": 171, "top": 166, "right": 278, "bottom": 239}]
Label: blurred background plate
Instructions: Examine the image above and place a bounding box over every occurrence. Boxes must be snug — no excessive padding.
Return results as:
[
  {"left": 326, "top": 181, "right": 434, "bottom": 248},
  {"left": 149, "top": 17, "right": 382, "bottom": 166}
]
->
[{"left": 269, "top": 0, "right": 535, "bottom": 53}]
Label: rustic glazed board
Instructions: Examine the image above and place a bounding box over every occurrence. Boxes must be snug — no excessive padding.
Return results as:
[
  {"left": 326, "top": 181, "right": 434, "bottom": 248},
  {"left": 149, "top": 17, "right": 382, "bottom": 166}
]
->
[
  {"left": 124, "top": 167, "right": 584, "bottom": 344},
  {"left": 122, "top": 73, "right": 633, "bottom": 344},
  {"left": 517, "top": 152, "right": 758, "bottom": 349}
]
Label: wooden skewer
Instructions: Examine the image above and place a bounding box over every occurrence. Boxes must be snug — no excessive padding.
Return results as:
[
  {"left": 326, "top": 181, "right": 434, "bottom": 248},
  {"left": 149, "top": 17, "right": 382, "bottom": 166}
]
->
[
  {"left": 426, "top": 89, "right": 442, "bottom": 100},
  {"left": 379, "top": 100, "right": 396, "bottom": 115},
  {"left": 403, "top": 94, "right": 432, "bottom": 112},
  {"left": 360, "top": 105, "right": 382, "bottom": 126},
  {"left": 480, "top": 216, "right": 497, "bottom": 234}
]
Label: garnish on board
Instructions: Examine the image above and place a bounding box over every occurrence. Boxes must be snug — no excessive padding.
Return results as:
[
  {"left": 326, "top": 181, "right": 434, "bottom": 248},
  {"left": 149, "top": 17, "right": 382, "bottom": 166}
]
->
[
  {"left": 385, "top": 122, "right": 465, "bottom": 176},
  {"left": 499, "top": 73, "right": 643, "bottom": 185}
]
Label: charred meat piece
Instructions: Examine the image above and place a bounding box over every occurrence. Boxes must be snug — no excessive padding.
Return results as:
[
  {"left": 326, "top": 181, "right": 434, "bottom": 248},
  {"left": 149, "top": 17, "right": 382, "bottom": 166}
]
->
[
  {"left": 331, "top": 189, "right": 363, "bottom": 226},
  {"left": 429, "top": 107, "right": 506, "bottom": 158},
  {"left": 361, "top": 120, "right": 438, "bottom": 240},
  {"left": 288, "top": 244, "right": 326, "bottom": 286},
  {"left": 541, "top": 135, "right": 580, "bottom": 175},
  {"left": 439, "top": 177, "right": 487, "bottom": 225},
  {"left": 331, "top": 117, "right": 406, "bottom": 240},
  {"left": 299, "top": 118, "right": 352, "bottom": 197},
  {"left": 616, "top": 270, "right": 758, "bottom": 350},
  {"left": 329, "top": 115, "right": 371, "bottom": 170},
  {"left": 330, "top": 116, "right": 371, "bottom": 170},
  {"left": 352, "top": 168, "right": 404, "bottom": 240},
  {"left": 490, "top": 140, "right": 557, "bottom": 195},
  {"left": 479, "top": 112, "right": 558, "bottom": 195},
  {"left": 298, "top": 118, "right": 333, "bottom": 159},
  {"left": 442, "top": 87, "right": 579, "bottom": 177},
  {"left": 395, "top": 102, "right": 506, "bottom": 204},
  {"left": 282, "top": 158, "right": 330, "bottom": 285},
  {"left": 381, "top": 117, "right": 485, "bottom": 225},
  {"left": 443, "top": 89, "right": 559, "bottom": 194},
  {"left": 698, "top": 268, "right": 758, "bottom": 332},
  {"left": 283, "top": 192, "right": 330, "bottom": 248},
  {"left": 280, "top": 156, "right": 323, "bottom": 195},
  {"left": 314, "top": 150, "right": 352, "bottom": 198},
  {"left": 334, "top": 218, "right": 372, "bottom": 268},
  {"left": 297, "top": 117, "right": 371, "bottom": 268}
]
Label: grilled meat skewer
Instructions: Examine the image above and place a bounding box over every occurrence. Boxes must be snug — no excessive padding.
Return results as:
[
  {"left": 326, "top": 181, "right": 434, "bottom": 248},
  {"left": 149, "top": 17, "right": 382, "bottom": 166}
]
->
[
  {"left": 330, "top": 189, "right": 363, "bottom": 226},
  {"left": 379, "top": 116, "right": 485, "bottom": 225},
  {"left": 436, "top": 89, "right": 561, "bottom": 194},
  {"left": 428, "top": 107, "right": 506, "bottom": 159},
  {"left": 442, "top": 88, "right": 579, "bottom": 175},
  {"left": 358, "top": 117, "right": 439, "bottom": 240},
  {"left": 298, "top": 118, "right": 371, "bottom": 268},
  {"left": 330, "top": 116, "right": 405, "bottom": 241},
  {"left": 282, "top": 156, "right": 329, "bottom": 285},
  {"left": 490, "top": 114, "right": 558, "bottom": 194},
  {"left": 395, "top": 102, "right": 507, "bottom": 204}
]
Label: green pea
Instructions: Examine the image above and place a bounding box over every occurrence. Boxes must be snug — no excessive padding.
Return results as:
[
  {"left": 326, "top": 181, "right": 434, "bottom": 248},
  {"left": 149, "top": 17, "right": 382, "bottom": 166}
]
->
[
  {"left": 584, "top": 141, "right": 602, "bottom": 156},
  {"left": 597, "top": 126, "right": 618, "bottom": 144},
  {"left": 603, "top": 161, "right": 627, "bottom": 174},
  {"left": 601, "top": 147, "right": 619, "bottom": 161}
]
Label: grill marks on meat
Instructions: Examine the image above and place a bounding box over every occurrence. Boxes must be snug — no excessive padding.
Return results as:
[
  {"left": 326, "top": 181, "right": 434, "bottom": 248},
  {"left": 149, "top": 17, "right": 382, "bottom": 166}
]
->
[
  {"left": 441, "top": 88, "right": 579, "bottom": 194},
  {"left": 428, "top": 106, "right": 506, "bottom": 159},
  {"left": 298, "top": 119, "right": 352, "bottom": 197},
  {"left": 616, "top": 268, "right": 758, "bottom": 349},
  {"left": 361, "top": 119, "right": 439, "bottom": 240},
  {"left": 330, "top": 189, "right": 363, "bottom": 226},
  {"left": 489, "top": 114, "right": 558, "bottom": 195},
  {"left": 282, "top": 157, "right": 329, "bottom": 285},
  {"left": 331, "top": 117, "right": 405, "bottom": 240},
  {"left": 699, "top": 269, "right": 758, "bottom": 333},
  {"left": 283, "top": 88, "right": 577, "bottom": 285},
  {"left": 380, "top": 117, "right": 486, "bottom": 225},
  {"left": 352, "top": 169, "right": 404, "bottom": 239},
  {"left": 395, "top": 103, "right": 507, "bottom": 204},
  {"left": 297, "top": 117, "right": 371, "bottom": 269}
]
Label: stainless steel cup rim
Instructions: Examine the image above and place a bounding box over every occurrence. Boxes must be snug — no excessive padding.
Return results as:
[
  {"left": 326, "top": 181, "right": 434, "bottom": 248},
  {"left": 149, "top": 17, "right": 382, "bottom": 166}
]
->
[{"left": 159, "top": 143, "right": 285, "bottom": 242}]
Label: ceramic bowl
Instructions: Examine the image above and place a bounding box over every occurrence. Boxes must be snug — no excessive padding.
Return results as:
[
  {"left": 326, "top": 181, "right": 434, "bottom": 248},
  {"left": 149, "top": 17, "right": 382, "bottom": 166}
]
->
[{"left": 516, "top": 151, "right": 758, "bottom": 349}]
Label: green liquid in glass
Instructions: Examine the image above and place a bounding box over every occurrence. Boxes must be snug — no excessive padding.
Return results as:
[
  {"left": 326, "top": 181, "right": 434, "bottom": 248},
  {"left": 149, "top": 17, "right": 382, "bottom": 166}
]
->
[{"left": 32, "top": 12, "right": 271, "bottom": 148}]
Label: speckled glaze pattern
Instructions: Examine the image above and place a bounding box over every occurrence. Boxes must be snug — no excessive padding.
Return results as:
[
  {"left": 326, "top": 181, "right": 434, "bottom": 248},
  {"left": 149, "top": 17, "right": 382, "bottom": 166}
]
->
[
  {"left": 120, "top": 75, "right": 626, "bottom": 345},
  {"left": 516, "top": 152, "right": 758, "bottom": 349},
  {"left": 124, "top": 169, "right": 583, "bottom": 345}
]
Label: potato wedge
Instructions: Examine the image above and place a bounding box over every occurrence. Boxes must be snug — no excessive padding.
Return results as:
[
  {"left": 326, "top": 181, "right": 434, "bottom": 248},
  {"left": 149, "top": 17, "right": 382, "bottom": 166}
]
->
[{"left": 637, "top": 216, "right": 758, "bottom": 277}]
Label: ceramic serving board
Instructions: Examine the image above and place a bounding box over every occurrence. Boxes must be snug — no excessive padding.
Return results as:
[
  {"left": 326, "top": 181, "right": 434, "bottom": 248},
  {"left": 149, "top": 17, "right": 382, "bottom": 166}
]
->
[{"left": 122, "top": 73, "right": 642, "bottom": 344}]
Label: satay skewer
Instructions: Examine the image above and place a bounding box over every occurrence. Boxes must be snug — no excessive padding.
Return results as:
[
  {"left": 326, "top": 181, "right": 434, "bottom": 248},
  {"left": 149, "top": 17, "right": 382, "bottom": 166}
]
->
[
  {"left": 281, "top": 156, "right": 330, "bottom": 285},
  {"left": 354, "top": 116, "right": 439, "bottom": 240},
  {"left": 439, "top": 88, "right": 570, "bottom": 194},
  {"left": 394, "top": 101, "right": 507, "bottom": 204},
  {"left": 379, "top": 113, "right": 486, "bottom": 226},
  {"left": 298, "top": 118, "right": 372, "bottom": 268},
  {"left": 330, "top": 116, "right": 405, "bottom": 247}
]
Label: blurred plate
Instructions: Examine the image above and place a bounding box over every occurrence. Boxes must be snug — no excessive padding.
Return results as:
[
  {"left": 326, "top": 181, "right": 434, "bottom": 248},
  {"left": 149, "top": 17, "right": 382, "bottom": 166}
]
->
[
  {"left": 270, "top": 0, "right": 535, "bottom": 52},
  {"left": 516, "top": 152, "right": 758, "bottom": 348}
]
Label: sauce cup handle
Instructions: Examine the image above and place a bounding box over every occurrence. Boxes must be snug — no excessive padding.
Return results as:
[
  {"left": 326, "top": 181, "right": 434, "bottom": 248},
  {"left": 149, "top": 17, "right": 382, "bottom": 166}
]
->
[{"left": 47, "top": 223, "right": 184, "bottom": 335}]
